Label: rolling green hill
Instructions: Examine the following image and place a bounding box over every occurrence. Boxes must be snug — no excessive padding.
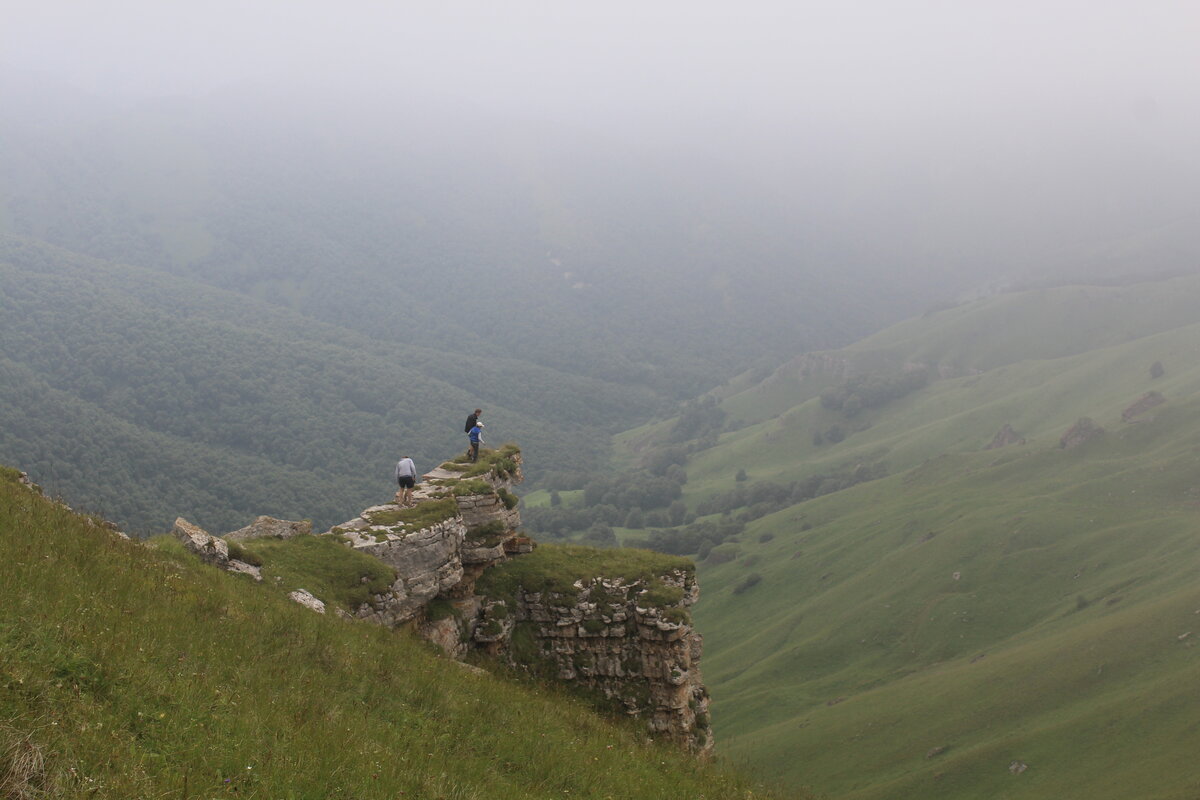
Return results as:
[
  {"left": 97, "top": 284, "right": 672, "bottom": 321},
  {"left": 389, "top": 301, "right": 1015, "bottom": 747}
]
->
[
  {"left": 0, "top": 467, "right": 789, "bottom": 799},
  {"left": 646, "top": 275, "right": 1200, "bottom": 798},
  {"left": 678, "top": 276, "right": 1200, "bottom": 495}
]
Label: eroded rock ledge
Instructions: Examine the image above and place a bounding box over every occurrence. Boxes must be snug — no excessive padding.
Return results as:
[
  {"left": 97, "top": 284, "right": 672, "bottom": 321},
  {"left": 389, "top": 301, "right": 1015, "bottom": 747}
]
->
[{"left": 170, "top": 445, "right": 712, "bottom": 755}]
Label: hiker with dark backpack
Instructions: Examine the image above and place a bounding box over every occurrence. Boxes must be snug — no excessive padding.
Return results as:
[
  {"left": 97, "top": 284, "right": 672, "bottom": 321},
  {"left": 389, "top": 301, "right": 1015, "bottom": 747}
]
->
[{"left": 464, "top": 409, "right": 482, "bottom": 457}]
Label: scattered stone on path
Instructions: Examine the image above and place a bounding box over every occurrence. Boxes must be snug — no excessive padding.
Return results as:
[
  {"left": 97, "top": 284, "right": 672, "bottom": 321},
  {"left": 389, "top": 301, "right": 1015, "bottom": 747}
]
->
[{"left": 1009, "top": 761, "right": 1029, "bottom": 775}]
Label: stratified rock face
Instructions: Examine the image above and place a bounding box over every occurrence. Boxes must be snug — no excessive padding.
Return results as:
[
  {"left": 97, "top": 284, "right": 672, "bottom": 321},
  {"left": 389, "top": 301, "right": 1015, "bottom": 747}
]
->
[
  {"left": 172, "top": 517, "right": 229, "bottom": 566},
  {"left": 418, "top": 597, "right": 482, "bottom": 660},
  {"left": 349, "top": 517, "right": 467, "bottom": 626},
  {"left": 226, "top": 516, "right": 312, "bottom": 541},
  {"left": 457, "top": 493, "right": 521, "bottom": 537},
  {"left": 475, "top": 571, "right": 713, "bottom": 756},
  {"left": 168, "top": 445, "right": 712, "bottom": 755},
  {"left": 327, "top": 451, "right": 527, "bottom": 626},
  {"left": 985, "top": 423, "right": 1025, "bottom": 449},
  {"left": 1060, "top": 417, "right": 1104, "bottom": 449},
  {"left": 458, "top": 492, "right": 524, "bottom": 566},
  {"left": 1122, "top": 391, "right": 1166, "bottom": 422}
]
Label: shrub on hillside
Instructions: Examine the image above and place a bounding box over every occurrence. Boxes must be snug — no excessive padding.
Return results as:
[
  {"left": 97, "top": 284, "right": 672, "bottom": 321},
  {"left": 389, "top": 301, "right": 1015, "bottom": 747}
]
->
[
  {"left": 820, "top": 368, "right": 930, "bottom": 416},
  {"left": 732, "top": 573, "right": 762, "bottom": 595}
]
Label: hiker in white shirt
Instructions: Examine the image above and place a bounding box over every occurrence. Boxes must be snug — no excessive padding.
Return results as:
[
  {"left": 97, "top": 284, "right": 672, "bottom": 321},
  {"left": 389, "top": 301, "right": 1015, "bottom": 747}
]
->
[{"left": 395, "top": 456, "right": 418, "bottom": 507}]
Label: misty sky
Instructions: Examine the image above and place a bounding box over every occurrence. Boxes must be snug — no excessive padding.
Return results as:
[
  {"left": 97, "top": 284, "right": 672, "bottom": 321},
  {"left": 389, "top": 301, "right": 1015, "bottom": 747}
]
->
[
  {"left": 7, "top": 2, "right": 1198, "bottom": 139},
  {"left": 5, "top": 1, "right": 1200, "bottom": 285}
]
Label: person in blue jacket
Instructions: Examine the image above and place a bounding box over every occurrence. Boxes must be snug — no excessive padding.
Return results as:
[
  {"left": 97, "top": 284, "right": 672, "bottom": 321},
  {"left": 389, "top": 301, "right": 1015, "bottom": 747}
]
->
[
  {"left": 464, "top": 409, "right": 482, "bottom": 458},
  {"left": 468, "top": 422, "right": 484, "bottom": 463}
]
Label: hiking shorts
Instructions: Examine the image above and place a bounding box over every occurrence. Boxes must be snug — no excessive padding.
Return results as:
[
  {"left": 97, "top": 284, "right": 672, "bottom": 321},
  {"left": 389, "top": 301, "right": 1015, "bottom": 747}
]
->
[{"left": 397, "top": 476, "right": 415, "bottom": 489}]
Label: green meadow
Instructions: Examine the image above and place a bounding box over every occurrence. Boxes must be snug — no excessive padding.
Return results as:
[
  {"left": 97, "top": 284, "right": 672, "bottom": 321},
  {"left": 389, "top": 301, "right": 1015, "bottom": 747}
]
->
[{"left": 670, "top": 276, "right": 1200, "bottom": 798}]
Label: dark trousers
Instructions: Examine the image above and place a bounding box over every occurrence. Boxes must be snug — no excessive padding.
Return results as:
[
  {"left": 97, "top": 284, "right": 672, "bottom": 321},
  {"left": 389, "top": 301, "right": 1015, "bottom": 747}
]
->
[{"left": 469, "top": 441, "right": 480, "bottom": 462}]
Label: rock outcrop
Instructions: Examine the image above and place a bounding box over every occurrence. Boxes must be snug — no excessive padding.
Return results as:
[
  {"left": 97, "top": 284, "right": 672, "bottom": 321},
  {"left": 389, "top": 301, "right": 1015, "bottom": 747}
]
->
[
  {"left": 288, "top": 589, "right": 326, "bottom": 614},
  {"left": 473, "top": 571, "right": 713, "bottom": 755},
  {"left": 1060, "top": 417, "right": 1104, "bottom": 449},
  {"left": 985, "top": 423, "right": 1025, "bottom": 449},
  {"left": 1122, "top": 391, "right": 1165, "bottom": 422},
  {"left": 327, "top": 449, "right": 529, "bottom": 625},
  {"left": 226, "top": 516, "right": 312, "bottom": 541},
  {"left": 172, "top": 517, "right": 262, "bottom": 579},
  {"left": 172, "top": 517, "right": 230, "bottom": 566},
  {"left": 167, "top": 445, "right": 712, "bottom": 754},
  {"left": 344, "top": 516, "right": 468, "bottom": 626}
]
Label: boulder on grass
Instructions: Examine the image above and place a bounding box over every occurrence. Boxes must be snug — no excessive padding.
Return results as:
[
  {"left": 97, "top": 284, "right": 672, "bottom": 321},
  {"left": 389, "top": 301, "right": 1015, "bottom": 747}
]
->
[
  {"left": 172, "top": 517, "right": 229, "bottom": 566},
  {"left": 226, "top": 516, "right": 312, "bottom": 541}
]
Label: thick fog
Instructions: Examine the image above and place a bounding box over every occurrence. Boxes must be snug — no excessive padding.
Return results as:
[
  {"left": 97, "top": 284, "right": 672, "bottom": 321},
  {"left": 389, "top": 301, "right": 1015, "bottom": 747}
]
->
[{"left": 5, "top": 0, "right": 1200, "bottom": 290}]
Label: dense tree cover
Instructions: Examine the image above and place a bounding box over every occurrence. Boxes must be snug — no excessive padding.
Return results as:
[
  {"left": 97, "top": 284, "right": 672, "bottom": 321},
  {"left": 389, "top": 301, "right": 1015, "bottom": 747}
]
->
[
  {"left": 0, "top": 84, "right": 949, "bottom": 536},
  {"left": 0, "top": 84, "right": 937, "bottom": 410},
  {"left": 621, "top": 464, "right": 885, "bottom": 557},
  {"left": 522, "top": 397, "right": 887, "bottom": 555},
  {"left": 693, "top": 464, "right": 887, "bottom": 518},
  {"left": 818, "top": 369, "right": 931, "bottom": 417},
  {"left": 626, "top": 518, "right": 747, "bottom": 558},
  {"left": 667, "top": 396, "right": 727, "bottom": 444},
  {"left": 0, "top": 238, "right": 659, "bottom": 532},
  {"left": 522, "top": 466, "right": 686, "bottom": 538}
]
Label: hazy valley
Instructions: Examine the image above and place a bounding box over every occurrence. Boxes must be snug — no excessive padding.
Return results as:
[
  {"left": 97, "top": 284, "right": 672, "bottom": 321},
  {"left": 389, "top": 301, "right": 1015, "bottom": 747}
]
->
[{"left": 5, "top": 5, "right": 1200, "bottom": 797}]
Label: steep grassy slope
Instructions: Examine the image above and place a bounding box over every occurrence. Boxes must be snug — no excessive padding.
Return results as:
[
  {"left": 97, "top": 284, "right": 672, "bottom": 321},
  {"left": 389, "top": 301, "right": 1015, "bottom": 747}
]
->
[
  {"left": 0, "top": 470, "right": 787, "bottom": 799},
  {"left": 697, "top": 415, "right": 1200, "bottom": 797},
  {"left": 668, "top": 277, "right": 1200, "bottom": 798},
  {"left": 682, "top": 275, "right": 1200, "bottom": 494}
]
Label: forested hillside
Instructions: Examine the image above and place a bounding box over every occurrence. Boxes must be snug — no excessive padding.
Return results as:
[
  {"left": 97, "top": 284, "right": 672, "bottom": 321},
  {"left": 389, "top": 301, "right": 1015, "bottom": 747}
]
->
[
  {"left": 0, "top": 75, "right": 915, "bottom": 402},
  {"left": 0, "top": 235, "right": 661, "bottom": 533},
  {"left": 0, "top": 75, "right": 963, "bottom": 536},
  {"left": 6, "top": 74, "right": 1196, "bottom": 538}
]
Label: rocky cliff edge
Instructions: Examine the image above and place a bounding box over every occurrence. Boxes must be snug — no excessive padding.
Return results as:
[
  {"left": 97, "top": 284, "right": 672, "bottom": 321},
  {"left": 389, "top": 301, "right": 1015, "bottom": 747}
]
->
[{"left": 168, "top": 445, "right": 711, "bottom": 755}]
